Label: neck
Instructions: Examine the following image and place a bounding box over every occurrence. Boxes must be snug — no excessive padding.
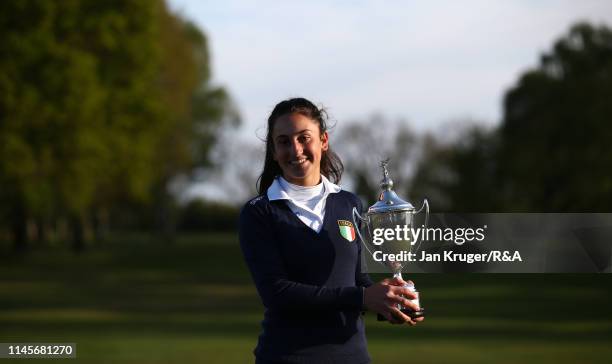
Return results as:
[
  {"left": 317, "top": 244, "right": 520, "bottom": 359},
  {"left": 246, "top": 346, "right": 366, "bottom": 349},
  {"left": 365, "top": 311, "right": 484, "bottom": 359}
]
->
[{"left": 283, "top": 173, "right": 322, "bottom": 187}]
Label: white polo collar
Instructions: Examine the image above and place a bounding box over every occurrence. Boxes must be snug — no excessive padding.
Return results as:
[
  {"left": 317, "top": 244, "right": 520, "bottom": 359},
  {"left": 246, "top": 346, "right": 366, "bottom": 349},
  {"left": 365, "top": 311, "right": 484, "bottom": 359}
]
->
[{"left": 267, "top": 175, "right": 341, "bottom": 201}]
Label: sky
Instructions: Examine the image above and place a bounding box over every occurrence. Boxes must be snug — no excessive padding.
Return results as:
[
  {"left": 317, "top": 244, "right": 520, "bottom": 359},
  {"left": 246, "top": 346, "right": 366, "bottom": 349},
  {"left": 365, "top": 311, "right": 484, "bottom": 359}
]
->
[
  {"left": 168, "top": 0, "right": 612, "bottom": 139},
  {"left": 166, "top": 0, "right": 612, "bottom": 203}
]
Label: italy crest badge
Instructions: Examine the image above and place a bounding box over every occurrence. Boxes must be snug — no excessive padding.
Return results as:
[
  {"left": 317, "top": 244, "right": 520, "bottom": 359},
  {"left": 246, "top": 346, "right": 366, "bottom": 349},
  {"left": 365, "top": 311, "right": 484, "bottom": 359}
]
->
[{"left": 337, "top": 220, "right": 356, "bottom": 242}]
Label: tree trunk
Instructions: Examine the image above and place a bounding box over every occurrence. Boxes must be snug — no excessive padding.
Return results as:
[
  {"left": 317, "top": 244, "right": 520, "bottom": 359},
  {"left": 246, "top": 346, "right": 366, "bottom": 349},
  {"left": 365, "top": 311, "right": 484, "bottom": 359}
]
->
[
  {"left": 36, "top": 217, "right": 47, "bottom": 246},
  {"left": 12, "top": 204, "right": 27, "bottom": 253},
  {"left": 90, "top": 208, "right": 108, "bottom": 245},
  {"left": 154, "top": 181, "right": 176, "bottom": 244},
  {"left": 70, "top": 215, "right": 85, "bottom": 254}
]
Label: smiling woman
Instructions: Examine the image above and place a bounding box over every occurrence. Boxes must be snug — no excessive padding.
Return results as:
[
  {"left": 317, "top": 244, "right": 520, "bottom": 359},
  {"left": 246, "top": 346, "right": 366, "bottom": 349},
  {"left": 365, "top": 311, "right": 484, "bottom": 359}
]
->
[
  {"left": 257, "top": 98, "right": 343, "bottom": 194},
  {"left": 238, "top": 98, "right": 424, "bottom": 364},
  {"left": 271, "top": 112, "right": 328, "bottom": 186}
]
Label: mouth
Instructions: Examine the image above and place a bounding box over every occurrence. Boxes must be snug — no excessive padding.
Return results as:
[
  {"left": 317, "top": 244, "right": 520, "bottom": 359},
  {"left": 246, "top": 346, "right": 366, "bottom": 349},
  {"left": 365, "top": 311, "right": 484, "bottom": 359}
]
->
[{"left": 289, "top": 158, "right": 308, "bottom": 166}]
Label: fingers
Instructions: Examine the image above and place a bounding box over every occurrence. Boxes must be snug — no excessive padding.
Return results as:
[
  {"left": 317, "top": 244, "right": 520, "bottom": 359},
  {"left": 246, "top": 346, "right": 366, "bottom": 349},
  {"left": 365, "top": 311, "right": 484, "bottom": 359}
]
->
[
  {"left": 394, "top": 278, "right": 415, "bottom": 286},
  {"left": 391, "top": 277, "right": 406, "bottom": 286},
  {"left": 381, "top": 285, "right": 418, "bottom": 309},
  {"left": 389, "top": 307, "right": 415, "bottom": 325},
  {"left": 371, "top": 281, "right": 424, "bottom": 326},
  {"left": 387, "top": 310, "right": 423, "bottom": 325},
  {"left": 390, "top": 277, "right": 409, "bottom": 286},
  {"left": 388, "top": 297, "right": 420, "bottom": 312},
  {"left": 388, "top": 285, "right": 418, "bottom": 300}
]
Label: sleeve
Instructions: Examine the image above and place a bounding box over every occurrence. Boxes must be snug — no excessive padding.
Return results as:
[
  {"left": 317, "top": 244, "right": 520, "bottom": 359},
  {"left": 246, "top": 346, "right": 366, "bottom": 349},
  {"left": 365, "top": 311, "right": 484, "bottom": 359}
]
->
[
  {"left": 354, "top": 197, "right": 374, "bottom": 288},
  {"left": 239, "top": 202, "right": 364, "bottom": 311}
]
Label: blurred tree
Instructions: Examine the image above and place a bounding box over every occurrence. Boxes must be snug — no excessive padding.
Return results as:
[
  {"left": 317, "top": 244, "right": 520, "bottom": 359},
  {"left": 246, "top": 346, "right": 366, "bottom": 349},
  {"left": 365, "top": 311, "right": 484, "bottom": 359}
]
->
[
  {"left": 335, "top": 114, "right": 418, "bottom": 205},
  {"left": 411, "top": 22, "right": 612, "bottom": 213},
  {"left": 177, "top": 199, "right": 239, "bottom": 232},
  {"left": 409, "top": 126, "right": 499, "bottom": 212},
  {"left": 0, "top": 0, "right": 238, "bottom": 252},
  {"left": 0, "top": 1, "right": 111, "bottom": 252},
  {"left": 201, "top": 132, "right": 263, "bottom": 204},
  {"left": 499, "top": 22, "right": 612, "bottom": 211},
  {"left": 142, "top": 5, "right": 239, "bottom": 242}
]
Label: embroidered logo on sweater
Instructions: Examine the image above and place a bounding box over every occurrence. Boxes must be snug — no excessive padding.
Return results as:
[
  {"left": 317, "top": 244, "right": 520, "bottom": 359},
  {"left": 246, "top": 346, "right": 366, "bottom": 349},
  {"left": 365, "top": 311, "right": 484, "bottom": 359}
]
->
[
  {"left": 249, "top": 195, "right": 264, "bottom": 205},
  {"left": 337, "top": 220, "right": 356, "bottom": 242}
]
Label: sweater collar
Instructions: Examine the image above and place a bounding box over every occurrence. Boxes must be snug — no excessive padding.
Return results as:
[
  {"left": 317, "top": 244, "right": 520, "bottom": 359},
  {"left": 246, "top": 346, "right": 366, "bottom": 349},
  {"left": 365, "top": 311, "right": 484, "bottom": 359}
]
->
[{"left": 267, "top": 175, "right": 341, "bottom": 201}]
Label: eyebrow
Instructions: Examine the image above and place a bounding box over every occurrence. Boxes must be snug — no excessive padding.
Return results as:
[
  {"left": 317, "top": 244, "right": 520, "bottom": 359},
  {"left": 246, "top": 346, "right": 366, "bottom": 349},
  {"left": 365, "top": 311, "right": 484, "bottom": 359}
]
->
[{"left": 274, "top": 129, "right": 313, "bottom": 139}]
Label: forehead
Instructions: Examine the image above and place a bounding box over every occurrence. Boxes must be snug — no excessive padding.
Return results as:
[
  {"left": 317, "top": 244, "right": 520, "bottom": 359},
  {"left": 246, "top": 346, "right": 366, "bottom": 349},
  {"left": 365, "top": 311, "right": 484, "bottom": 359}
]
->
[{"left": 272, "top": 113, "right": 320, "bottom": 137}]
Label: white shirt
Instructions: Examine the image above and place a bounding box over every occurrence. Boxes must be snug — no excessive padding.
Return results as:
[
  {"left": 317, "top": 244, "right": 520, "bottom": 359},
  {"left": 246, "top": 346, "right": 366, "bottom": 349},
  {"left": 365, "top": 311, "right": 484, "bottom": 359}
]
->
[{"left": 267, "top": 175, "right": 342, "bottom": 233}]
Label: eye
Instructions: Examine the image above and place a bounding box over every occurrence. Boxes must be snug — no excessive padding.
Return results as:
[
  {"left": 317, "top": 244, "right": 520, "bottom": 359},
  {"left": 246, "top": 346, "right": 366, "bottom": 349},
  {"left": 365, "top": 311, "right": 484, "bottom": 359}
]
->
[
  {"left": 276, "top": 138, "right": 289, "bottom": 146},
  {"left": 298, "top": 135, "right": 311, "bottom": 143}
]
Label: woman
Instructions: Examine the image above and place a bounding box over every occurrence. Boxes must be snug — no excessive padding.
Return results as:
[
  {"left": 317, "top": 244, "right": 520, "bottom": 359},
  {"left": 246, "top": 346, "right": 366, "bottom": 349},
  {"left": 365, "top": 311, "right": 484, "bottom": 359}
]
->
[{"left": 239, "top": 98, "right": 423, "bottom": 364}]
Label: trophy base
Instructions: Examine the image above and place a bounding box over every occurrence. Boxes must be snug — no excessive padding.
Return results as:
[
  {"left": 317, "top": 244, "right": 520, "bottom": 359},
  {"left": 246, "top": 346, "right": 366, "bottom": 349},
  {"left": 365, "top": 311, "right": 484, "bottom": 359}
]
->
[{"left": 377, "top": 308, "right": 425, "bottom": 322}]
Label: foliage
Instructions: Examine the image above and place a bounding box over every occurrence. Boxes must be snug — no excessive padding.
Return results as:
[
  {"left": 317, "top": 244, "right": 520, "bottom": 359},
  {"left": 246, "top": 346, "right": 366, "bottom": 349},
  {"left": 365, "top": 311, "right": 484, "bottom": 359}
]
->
[
  {"left": 335, "top": 114, "right": 418, "bottom": 204},
  {"left": 410, "top": 22, "right": 612, "bottom": 212},
  {"left": 410, "top": 126, "right": 499, "bottom": 212},
  {"left": 0, "top": 0, "right": 237, "bottom": 249},
  {"left": 177, "top": 199, "right": 239, "bottom": 232},
  {"left": 499, "top": 22, "right": 612, "bottom": 211}
]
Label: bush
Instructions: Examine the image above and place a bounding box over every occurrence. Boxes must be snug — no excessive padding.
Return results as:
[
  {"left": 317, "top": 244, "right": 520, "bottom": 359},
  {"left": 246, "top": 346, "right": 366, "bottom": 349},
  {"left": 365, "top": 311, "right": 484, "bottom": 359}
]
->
[{"left": 178, "top": 199, "right": 239, "bottom": 232}]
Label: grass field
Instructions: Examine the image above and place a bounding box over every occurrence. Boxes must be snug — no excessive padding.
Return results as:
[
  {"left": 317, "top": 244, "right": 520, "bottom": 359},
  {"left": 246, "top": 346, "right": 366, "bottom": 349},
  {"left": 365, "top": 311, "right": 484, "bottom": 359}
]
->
[{"left": 1, "top": 233, "right": 611, "bottom": 363}]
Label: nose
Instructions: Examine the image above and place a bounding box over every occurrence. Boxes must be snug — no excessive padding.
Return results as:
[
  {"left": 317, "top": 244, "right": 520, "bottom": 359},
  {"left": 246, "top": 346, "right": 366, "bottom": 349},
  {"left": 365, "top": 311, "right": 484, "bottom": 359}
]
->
[{"left": 290, "top": 139, "right": 302, "bottom": 156}]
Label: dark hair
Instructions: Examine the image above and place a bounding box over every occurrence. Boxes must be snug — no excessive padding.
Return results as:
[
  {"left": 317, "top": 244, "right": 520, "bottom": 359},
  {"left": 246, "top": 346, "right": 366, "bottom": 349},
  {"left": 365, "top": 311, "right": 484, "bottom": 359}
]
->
[{"left": 256, "top": 97, "right": 344, "bottom": 195}]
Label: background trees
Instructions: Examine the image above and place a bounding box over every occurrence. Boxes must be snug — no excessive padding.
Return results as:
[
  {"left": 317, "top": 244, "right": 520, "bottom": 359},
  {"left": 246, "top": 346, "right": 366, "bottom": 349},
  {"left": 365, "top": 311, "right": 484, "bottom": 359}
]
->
[
  {"left": 0, "top": 0, "right": 237, "bottom": 251},
  {"left": 334, "top": 114, "right": 419, "bottom": 202},
  {"left": 499, "top": 22, "right": 612, "bottom": 212},
  {"left": 1, "top": 7, "right": 610, "bottom": 253},
  {"left": 409, "top": 22, "right": 612, "bottom": 213}
]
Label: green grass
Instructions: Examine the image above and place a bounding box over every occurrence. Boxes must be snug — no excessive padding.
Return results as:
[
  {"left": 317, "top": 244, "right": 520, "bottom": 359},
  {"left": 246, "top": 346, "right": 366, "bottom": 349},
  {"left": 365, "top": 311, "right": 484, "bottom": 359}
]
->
[{"left": 1, "top": 233, "right": 611, "bottom": 363}]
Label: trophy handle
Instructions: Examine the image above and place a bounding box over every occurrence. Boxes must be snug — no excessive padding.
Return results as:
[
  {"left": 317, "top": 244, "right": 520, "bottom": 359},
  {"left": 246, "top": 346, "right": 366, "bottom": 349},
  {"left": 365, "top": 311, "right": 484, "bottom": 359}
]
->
[
  {"left": 413, "top": 199, "right": 429, "bottom": 252},
  {"left": 352, "top": 207, "right": 375, "bottom": 256}
]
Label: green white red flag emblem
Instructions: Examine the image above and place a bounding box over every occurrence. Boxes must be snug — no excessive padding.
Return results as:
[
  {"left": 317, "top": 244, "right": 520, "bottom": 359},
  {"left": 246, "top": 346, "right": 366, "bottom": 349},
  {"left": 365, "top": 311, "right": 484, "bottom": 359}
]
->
[{"left": 337, "top": 220, "right": 356, "bottom": 242}]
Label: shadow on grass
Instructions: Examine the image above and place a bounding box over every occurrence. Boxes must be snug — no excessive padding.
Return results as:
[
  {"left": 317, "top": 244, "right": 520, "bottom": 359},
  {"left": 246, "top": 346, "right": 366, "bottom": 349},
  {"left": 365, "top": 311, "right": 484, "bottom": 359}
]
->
[{"left": 2, "top": 313, "right": 612, "bottom": 343}]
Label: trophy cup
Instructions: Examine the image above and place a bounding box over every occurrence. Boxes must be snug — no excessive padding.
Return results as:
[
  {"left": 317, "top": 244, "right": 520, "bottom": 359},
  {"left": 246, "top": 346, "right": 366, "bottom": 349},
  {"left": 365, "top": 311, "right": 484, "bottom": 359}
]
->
[{"left": 352, "top": 159, "right": 429, "bottom": 319}]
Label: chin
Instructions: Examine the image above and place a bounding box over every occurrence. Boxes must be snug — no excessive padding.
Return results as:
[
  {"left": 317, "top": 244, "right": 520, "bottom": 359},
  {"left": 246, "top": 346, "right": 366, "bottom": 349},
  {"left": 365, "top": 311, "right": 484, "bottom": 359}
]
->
[{"left": 286, "top": 173, "right": 308, "bottom": 182}]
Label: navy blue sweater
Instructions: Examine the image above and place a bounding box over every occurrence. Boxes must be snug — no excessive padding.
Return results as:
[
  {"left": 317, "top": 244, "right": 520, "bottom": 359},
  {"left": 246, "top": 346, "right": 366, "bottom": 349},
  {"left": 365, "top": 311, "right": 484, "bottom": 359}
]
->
[{"left": 239, "top": 190, "right": 374, "bottom": 364}]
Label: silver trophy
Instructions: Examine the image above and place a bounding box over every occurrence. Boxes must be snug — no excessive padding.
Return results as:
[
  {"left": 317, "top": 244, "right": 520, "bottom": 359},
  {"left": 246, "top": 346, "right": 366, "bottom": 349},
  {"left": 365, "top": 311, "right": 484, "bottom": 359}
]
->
[{"left": 352, "top": 159, "right": 429, "bottom": 318}]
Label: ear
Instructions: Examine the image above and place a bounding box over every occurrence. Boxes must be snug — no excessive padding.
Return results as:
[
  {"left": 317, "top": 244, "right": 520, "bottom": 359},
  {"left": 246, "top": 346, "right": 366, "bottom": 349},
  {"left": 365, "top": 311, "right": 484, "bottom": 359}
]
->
[{"left": 321, "top": 131, "right": 329, "bottom": 151}]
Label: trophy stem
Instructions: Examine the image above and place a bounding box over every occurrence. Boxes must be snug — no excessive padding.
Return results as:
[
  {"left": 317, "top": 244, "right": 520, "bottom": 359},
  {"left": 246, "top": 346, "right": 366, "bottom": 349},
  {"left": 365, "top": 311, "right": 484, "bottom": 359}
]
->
[{"left": 393, "top": 272, "right": 403, "bottom": 281}]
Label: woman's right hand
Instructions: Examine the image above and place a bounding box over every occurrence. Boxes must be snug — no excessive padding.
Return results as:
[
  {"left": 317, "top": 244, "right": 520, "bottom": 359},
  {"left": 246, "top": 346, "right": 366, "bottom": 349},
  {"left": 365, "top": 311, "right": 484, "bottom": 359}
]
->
[{"left": 363, "top": 277, "right": 421, "bottom": 325}]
